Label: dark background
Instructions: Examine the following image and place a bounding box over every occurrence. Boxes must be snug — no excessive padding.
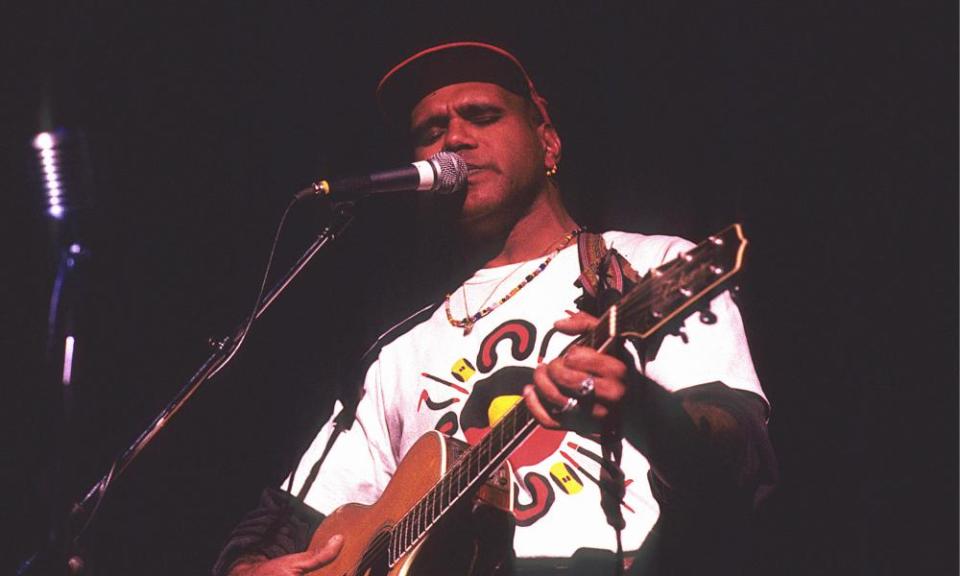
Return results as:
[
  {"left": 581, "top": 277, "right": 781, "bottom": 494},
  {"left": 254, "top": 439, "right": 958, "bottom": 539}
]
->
[{"left": 1, "top": 2, "right": 955, "bottom": 575}]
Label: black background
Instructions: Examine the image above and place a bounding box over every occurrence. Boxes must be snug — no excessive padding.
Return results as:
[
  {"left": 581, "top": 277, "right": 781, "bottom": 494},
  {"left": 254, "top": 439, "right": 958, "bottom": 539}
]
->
[{"left": 1, "top": 2, "right": 956, "bottom": 575}]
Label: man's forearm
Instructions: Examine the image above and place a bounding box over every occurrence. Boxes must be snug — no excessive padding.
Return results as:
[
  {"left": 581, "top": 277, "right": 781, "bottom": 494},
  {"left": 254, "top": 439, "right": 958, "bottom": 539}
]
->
[
  {"left": 623, "top": 378, "right": 776, "bottom": 500},
  {"left": 212, "top": 488, "right": 325, "bottom": 576}
]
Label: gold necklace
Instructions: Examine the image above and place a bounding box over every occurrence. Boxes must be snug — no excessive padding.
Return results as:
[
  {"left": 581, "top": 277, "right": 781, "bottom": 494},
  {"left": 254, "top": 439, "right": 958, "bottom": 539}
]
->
[
  {"left": 445, "top": 228, "right": 581, "bottom": 335},
  {"left": 461, "top": 259, "right": 528, "bottom": 322}
]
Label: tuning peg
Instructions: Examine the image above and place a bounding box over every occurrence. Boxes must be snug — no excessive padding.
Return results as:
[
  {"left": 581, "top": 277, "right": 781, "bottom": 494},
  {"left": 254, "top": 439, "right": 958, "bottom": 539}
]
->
[
  {"left": 207, "top": 336, "right": 230, "bottom": 352},
  {"left": 669, "top": 325, "right": 689, "bottom": 344},
  {"left": 730, "top": 285, "right": 742, "bottom": 302}
]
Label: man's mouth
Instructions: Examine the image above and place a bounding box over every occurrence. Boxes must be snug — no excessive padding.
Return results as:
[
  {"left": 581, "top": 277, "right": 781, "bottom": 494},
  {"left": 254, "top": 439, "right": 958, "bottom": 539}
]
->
[{"left": 466, "top": 163, "right": 491, "bottom": 175}]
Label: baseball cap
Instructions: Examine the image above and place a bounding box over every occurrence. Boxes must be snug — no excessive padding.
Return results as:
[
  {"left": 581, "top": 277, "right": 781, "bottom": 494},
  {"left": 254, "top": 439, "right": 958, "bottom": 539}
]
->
[{"left": 376, "top": 41, "right": 552, "bottom": 127}]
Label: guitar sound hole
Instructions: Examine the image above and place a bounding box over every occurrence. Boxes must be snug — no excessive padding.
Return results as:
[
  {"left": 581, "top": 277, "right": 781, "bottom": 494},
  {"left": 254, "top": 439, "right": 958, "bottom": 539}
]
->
[{"left": 357, "top": 531, "right": 390, "bottom": 576}]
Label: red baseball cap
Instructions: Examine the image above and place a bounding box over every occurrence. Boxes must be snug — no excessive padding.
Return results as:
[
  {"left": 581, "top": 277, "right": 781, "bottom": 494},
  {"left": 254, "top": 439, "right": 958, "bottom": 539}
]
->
[{"left": 376, "top": 41, "right": 552, "bottom": 127}]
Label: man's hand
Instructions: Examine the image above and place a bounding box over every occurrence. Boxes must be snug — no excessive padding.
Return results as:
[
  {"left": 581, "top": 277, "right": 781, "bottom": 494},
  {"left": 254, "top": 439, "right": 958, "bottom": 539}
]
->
[
  {"left": 229, "top": 535, "right": 343, "bottom": 576},
  {"left": 524, "top": 311, "right": 630, "bottom": 431}
]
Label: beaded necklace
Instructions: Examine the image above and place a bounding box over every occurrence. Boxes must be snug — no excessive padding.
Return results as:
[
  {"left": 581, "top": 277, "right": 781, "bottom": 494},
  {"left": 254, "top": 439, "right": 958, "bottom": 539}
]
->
[{"left": 445, "top": 228, "right": 581, "bottom": 335}]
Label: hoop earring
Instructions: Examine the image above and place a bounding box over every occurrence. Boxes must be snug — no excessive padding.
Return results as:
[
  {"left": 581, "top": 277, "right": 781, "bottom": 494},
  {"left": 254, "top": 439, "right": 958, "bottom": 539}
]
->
[{"left": 546, "top": 164, "right": 559, "bottom": 177}]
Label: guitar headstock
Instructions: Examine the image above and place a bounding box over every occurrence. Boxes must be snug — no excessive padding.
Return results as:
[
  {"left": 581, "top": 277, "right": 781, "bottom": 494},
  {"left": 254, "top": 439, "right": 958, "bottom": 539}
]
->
[{"left": 611, "top": 223, "right": 748, "bottom": 341}]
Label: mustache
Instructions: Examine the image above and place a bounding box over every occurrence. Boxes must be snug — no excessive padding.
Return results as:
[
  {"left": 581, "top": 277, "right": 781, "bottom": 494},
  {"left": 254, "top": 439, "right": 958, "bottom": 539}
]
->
[{"left": 465, "top": 162, "right": 499, "bottom": 174}]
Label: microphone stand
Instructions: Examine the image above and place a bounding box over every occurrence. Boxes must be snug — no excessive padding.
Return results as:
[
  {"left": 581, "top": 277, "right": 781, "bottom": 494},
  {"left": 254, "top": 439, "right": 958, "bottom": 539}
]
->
[{"left": 19, "top": 199, "right": 356, "bottom": 576}]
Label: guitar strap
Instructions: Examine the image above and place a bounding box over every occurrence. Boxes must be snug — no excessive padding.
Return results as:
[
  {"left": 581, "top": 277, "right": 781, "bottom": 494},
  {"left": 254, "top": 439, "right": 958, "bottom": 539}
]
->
[
  {"left": 573, "top": 231, "right": 641, "bottom": 576},
  {"left": 574, "top": 232, "right": 641, "bottom": 313}
]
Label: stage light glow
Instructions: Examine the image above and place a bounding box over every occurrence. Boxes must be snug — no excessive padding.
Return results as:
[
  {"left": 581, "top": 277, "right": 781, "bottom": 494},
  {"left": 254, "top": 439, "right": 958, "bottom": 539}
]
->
[
  {"left": 62, "top": 335, "right": 75, "bottom": 386},
  {"left": 32, "top": 130, "right": 68, "bottom": 220},
  {"left": 33, "top": 131, "right": 55, "bottom": 150}
]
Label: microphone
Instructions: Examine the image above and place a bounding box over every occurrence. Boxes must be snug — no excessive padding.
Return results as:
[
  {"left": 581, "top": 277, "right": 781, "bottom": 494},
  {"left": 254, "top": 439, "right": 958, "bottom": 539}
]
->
[{"left": 299, "top": 151, "right": 467, "bottom": 201}]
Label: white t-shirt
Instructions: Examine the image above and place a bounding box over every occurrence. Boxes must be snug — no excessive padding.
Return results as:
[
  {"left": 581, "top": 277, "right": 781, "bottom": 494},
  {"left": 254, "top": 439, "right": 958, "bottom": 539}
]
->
[{"left": 287, "top": 231, "right": 765, "bottom": 559}]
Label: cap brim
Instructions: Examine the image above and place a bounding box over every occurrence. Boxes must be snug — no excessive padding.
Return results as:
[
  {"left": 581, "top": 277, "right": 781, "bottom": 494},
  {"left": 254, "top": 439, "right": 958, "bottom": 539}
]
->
[{"left": 377, "top": 42, "right": 545, "bottom": 127}]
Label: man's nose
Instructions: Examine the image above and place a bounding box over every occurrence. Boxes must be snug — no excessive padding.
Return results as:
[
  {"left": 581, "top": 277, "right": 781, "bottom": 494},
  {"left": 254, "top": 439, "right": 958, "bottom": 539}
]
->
[{"left": 442, "top": 118, "right": 476, "bottom": 151}]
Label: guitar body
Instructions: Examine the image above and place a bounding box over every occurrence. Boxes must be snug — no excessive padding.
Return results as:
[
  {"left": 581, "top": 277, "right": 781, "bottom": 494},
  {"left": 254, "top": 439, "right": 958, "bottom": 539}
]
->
[{"left": 305, "top": 431, "right": 515, "bottom": 576}]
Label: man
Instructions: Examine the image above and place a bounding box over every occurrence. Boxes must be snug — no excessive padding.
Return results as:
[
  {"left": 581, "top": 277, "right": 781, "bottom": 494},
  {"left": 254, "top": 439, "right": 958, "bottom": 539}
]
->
[{"left": 215, "top": 42, "right": 775, "bottom": 576}]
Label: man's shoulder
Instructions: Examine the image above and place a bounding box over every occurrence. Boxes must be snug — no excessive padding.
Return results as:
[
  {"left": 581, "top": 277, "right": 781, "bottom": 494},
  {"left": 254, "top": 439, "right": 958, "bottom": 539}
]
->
[
  {"left": 362, "top": 301, "right": 443, "bottom": 366},
  {"left": 600, "top": 230, "right": 695, "bottom": 272}
]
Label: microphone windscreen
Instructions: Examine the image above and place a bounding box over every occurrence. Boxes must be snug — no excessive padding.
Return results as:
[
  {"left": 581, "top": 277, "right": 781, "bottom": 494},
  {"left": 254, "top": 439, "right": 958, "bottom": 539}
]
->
[{"left": 430, "top": 151, "right": 468, "bottom": 195}]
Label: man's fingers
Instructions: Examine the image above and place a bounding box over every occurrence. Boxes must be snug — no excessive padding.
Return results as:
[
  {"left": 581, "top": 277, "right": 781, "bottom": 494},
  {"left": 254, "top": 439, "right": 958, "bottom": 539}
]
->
[
  {"left": 545, "top": 350, "right": 627, "bottom": 404},
  {"left": 524, "top": 384, "right": 562, "bottom": 429},
  {"left": 533, "top": 363, "right": 574, "bottom": 409},
  {"left": 553, "top": 311, "right": 599, "bottom": 334},
  {"left": 293, "top": 535, "right": 343, "bottom": 571},
  {"left": 562, "top": 348, "right": 628, "bottom": 383},
  {"left": 545, "top": 358, "right": 590, "bottom": 396}
]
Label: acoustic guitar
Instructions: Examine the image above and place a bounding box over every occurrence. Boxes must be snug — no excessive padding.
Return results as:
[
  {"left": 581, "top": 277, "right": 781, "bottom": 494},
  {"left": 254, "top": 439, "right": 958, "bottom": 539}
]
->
[{"left": 305, "top": 224, "right": 749, "bottom": 576}]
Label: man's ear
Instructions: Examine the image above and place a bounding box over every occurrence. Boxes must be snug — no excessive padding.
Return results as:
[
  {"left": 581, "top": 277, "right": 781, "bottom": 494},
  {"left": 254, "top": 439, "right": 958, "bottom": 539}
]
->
[{"left": 538, "top": 123, "right": 562, "bottom": 170}]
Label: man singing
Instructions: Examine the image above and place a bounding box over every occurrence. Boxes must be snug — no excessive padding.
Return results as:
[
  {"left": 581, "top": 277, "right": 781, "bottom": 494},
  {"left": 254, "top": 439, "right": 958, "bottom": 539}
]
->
[{"left": 215, "top": 41, "right": 775, "bottom": 576}]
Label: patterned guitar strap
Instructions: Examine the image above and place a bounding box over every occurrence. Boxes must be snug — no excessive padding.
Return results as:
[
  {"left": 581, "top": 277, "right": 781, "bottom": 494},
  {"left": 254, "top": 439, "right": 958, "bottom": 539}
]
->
[{"left": 574, "top": 232, "right": 641, "bottom": 575}]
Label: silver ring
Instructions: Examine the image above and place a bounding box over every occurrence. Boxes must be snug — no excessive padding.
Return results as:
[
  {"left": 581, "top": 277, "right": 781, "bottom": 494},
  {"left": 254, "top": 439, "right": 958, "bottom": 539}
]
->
[
  {"left": 576, "top": 376, "right": 596, "bottom": 398},
  {"left": 558, "top": 396, "right": 579, "bottom": 414}
]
